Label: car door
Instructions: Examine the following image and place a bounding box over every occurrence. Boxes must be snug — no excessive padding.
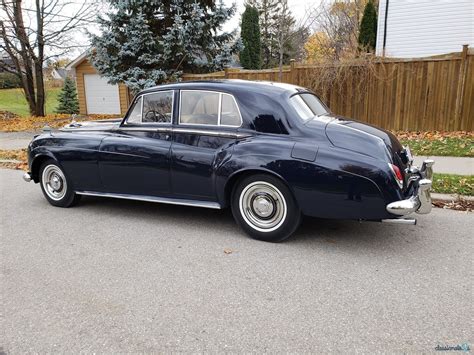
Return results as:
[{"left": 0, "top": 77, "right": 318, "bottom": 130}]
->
[
  {"left": 170, "top": 90, "right": 242, "bottom": 200},
  {"left": 98, "top": 90, "right": 175, "bottom": 196}
]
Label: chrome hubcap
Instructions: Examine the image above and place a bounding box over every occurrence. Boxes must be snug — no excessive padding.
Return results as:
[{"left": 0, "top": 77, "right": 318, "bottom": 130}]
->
[
  {"left": 252, "top": 195, "right": 274, "bottom": 218},
  {"left": 239, "top": 181, "right": 287, "bottom": 232},
  {"left": 42, "top": 165, "right": 67, "bottom": 201}
]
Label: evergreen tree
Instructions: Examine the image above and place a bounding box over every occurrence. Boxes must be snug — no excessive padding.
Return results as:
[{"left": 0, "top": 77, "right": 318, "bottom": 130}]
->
[
  {"left": 55, "top": 77, "right": 79, "bottom": 114},
  {"left": 358, "top": 0, "right": 378, "bottom": 52},
  {"left": 248, "top": 0, "right": 281, "bottom": 68},
  {"left": 240, "top": 6, "right": 261, "bottom": 69},
  {"left": 90, "top": 0, "right": 241, "bottom": 92}
]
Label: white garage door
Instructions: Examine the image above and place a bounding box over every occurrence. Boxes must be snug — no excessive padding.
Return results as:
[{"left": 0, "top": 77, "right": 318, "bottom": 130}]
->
[{"left": 84, "top": 74, "right": 121, "bottom": 114}]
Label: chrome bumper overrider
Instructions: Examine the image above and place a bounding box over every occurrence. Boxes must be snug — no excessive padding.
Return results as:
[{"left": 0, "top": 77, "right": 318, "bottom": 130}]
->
[
  {"left": 23, "top": 172, "right": 32, "bottom": 182},
  {"left": 386, "top": 159, "right": 434, "bottom": 216}
]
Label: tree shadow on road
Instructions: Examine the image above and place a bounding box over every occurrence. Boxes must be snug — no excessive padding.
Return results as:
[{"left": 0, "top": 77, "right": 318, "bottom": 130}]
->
[{"left": 77, "top": 196, "right": 420, "bottom": 252}]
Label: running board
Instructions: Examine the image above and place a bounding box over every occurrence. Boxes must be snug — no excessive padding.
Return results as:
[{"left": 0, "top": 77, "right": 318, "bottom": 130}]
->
[{"left": 75, "top": 191, "right": 222, "bottom": 209}]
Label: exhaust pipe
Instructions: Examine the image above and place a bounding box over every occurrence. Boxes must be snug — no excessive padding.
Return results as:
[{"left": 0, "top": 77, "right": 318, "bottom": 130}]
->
[{"left": 381, "top": 218, "right": 417, "bottom": 225}]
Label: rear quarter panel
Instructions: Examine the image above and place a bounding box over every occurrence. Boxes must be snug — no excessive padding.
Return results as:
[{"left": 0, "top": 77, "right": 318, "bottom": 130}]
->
[{"left": 217, "top": 135, "right": 402, "bottom": 220}]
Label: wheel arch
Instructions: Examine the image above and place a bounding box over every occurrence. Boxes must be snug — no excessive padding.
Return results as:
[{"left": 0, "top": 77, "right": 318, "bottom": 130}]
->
[
  {"left": 31, "top": 153, "right": 59, "bottom": 183},
  {"left": 222, "top": 167, "right": 294, "bottom": 208}
]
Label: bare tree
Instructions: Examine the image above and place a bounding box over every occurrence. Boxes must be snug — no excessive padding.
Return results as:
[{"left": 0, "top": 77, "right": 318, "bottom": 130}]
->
[
  {"left": 306, "top": 0, "right": 368, "bottom": 61},
  {"left": 0, "top": 0, "right": 96, "bottom": 116},
  {"left": 274, "top": 0, "right": 314, "bottom": 81}
]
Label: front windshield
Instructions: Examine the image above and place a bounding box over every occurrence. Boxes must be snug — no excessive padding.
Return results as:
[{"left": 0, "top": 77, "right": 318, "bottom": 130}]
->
[{"left": 290, "top": 93, "right": 329, "bottom": 121}]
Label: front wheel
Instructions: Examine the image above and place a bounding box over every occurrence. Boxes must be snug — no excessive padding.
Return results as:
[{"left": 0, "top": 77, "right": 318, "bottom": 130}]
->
[
  {"left": 39, "top": 160, "right": 81, "bottom": 207},
  {"left": 231, "top": 174, "right": 301, "bottom": 242}
]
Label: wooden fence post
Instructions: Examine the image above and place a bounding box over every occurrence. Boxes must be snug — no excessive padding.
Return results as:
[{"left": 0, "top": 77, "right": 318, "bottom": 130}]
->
[
  {"left": 454, "top": 44, "right": 469, "bottom": 130},
  {"left": 224, "top": 67, "right": 230, "bottom": 79},
  {"left": 290, "top": 59, "right": 296, "bottom": 84}
]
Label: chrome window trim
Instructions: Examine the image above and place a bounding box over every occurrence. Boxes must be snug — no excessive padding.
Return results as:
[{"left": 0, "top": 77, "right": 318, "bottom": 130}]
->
[
  {"left": 179, "top": 89, "right": 243, "bottom": 128},
  {"left": 124, "top": 90, "right": 175, "bottom": 126},
  {"left": 172, "top": 127, "right": 251, "bottom": 138},
  {"left": 119, "top": 126, "right": 250, "bottom": 138}
]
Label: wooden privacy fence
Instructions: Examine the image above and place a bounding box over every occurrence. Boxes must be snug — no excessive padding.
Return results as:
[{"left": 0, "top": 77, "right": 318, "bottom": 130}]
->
[{"left": 182, "top": 47, "right": 474, "bottom": 132}]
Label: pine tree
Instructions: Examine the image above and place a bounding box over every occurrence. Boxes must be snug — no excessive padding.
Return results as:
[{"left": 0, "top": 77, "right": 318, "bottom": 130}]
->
[
  {"left": 240, "top": 6, "right": 261, "bottom": 69},
  {"left": 55, "top": 77, "right": 79, "bottom": 114},
  {"left": 90, "top": 0, "right": 241, "bottom": 92},
  {"left": 248, "top": 0, "right": 281, "bottom": 68},
  {"left": 358, "top": 0, "right": 378, "bottom": 52}
]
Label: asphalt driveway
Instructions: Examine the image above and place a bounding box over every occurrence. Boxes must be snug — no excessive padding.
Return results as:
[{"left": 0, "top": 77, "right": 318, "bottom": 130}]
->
[{"left": 1, "top": 168, "right": 472, "bottom": 353}]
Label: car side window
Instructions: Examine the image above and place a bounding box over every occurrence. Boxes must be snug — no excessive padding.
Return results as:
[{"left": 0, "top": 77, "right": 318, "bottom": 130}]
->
[
  {"left": 220, "top": 94, "right": 241, "bottom": 126},
  {"left": 127, "top": 97, "right": 142, "bottom": 124},
  {"left": 179, "top": 90, "right": 242, "bottom": 127},
  {"left": 180, "top": 91, "right": 219, "bottom": 125},
  {"left": 142, "top": 91, "right": 173, "bottom": 123}
]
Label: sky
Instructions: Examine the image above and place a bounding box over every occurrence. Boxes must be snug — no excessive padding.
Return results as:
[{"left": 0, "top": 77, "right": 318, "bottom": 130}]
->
[
  {"left": 222, "top": 0, "right": 323, "bottom": 33},
  {"left": 59, "top": 0, "right": 324, "bottom": 60}
]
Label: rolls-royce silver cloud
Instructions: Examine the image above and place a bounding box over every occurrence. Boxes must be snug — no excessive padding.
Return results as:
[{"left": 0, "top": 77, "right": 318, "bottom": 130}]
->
[{"left": 23, "top": 80, "right": 434, "bottom": 242}]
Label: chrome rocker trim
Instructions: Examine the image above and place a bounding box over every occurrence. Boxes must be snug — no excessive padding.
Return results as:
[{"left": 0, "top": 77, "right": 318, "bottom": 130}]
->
[
  {"left": 75, "top": 191, "right": 222, "bottom": 209},
  {"left": 386, "top": 159, "right": 434, "bottom": 216}
]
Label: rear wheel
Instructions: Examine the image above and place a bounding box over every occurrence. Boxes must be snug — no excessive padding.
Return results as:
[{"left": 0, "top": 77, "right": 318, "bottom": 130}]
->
[
  {"left": 231, "top": 174, "right": 301, "bottom": 242},
  {"left": 39, "top": 160, "right": 81, "bottom": 207}
]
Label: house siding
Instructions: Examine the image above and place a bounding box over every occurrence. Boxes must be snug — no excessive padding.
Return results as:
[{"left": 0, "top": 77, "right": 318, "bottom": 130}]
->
[
  {"left": 75, "top": 59, "right": 129, "bottom": 115},
  {"left": 376, "top": 0, "right": 474, "bottom": 58}
]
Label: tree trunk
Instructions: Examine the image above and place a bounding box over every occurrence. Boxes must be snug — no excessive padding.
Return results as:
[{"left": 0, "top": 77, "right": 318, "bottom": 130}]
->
[
  {"left": 34, "top": 61, "right": 45, "bottom": 116},
  {"left": 12, "top": 0, "right": 40, "bottom": 115},
  {"left": 34, "top": 0, "right": 45, "bottom": 116}
]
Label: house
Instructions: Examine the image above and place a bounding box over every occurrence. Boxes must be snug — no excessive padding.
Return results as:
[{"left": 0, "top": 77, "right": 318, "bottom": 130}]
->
[
  {"left": 50, "top": 68, "right": 68, "bottom": 80},
  {"left": 376, "top": 0, "right": 474, "bottom": 58},
  {"left": 0, "top": 53, "right": 15, "bottom": 73},
  {"left": 66, "top": 52, "right": 130, "bottom": 115}
]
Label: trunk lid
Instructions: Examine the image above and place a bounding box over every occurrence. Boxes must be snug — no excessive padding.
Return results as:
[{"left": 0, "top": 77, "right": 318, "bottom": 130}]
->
[{"left": 320, "top": 115, "right": 408, "bottom": 169}]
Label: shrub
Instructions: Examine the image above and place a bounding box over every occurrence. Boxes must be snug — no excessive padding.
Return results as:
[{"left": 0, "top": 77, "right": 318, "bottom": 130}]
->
[
  {"left": 55, "top": 77, "right": 79, "bottom": 114},
  {"left": 0, "top": 73, "right": 22, "bottom": 89}
]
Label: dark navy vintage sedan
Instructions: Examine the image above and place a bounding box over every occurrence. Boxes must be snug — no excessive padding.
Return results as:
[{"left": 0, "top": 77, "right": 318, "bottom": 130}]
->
[{"left": 24, "top": 80, "right": 434, "bottom": 242}]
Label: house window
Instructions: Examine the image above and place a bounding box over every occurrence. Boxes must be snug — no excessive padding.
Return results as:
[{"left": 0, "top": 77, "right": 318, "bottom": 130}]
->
[{"left": 179, "top": 90, "right": 242, "bottom": 127}]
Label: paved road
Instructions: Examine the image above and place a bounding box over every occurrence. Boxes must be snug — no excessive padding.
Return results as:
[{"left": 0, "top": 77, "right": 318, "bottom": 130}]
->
[
  {"left": 1, "top": 168, "right": 472, "bottom": 353},
  {"left": 0, "top": 131, "right": 36, "bottom": 150}
]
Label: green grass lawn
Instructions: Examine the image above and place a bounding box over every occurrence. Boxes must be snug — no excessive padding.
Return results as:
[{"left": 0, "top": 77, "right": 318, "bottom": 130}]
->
[
  {"left": 399, "top": 137, "right": 474, "bottom": 157},
  {"left": 0, "top": 87, "right": 61, "bottom": 117},
  {"left": 432, "top": 173, "right": 473, "bottom": 196}
]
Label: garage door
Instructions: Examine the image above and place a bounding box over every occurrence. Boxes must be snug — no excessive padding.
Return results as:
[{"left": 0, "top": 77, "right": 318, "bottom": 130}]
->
[{"left": 84, "top": 74, "right": 121, "bottom": 114}]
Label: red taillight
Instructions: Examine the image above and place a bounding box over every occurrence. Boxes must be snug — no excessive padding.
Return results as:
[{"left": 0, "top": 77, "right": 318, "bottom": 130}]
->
[{"left": 389, "top": 163, "right": 404, "bottom": 188}]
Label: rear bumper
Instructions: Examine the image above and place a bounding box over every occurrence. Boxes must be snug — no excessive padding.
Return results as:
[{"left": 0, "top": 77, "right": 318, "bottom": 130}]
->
[{"left": 386, "top": 159, "right": 434, "bottom": 216}]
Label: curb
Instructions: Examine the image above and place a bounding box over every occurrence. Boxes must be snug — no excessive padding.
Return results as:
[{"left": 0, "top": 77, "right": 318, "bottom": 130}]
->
[
  {"left": 432, "top": 193, "right": 474, "bottom": 202},
  {"left": 0, "top": 159, "right": 22, "bottom": 164}
]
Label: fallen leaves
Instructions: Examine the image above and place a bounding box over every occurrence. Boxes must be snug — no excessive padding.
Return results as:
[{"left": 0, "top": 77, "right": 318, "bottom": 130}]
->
[
  {"left": 0, "top": 114, "right": 120, "bottom": 132},
  {"left": 394, "top": 131, "right": 474, "bottom": 157},
  {"left": 0, "top": 148, "right": 27, "bottom": 161},
  {"left": 432, "top": 199, "right": 474, "bottom": 212},
  {"left": 0, "top": 149, "right": 28, "bottom": 171}
]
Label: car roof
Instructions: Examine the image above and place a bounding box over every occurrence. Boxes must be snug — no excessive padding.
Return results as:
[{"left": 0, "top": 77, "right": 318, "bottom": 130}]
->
[{"left": 139, "top": 79, "right": 308, "bottom": 96}]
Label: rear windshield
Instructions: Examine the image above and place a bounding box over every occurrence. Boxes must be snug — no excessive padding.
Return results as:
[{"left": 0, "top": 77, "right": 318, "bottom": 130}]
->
[{"left": 290, "top": 93, "right": 329, "bottom": 121}]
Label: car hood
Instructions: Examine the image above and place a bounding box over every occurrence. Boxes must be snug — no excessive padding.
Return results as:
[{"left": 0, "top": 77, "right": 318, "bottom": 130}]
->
[{"left": 61, "top": 118, "right": 123, "bottom": 131}]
